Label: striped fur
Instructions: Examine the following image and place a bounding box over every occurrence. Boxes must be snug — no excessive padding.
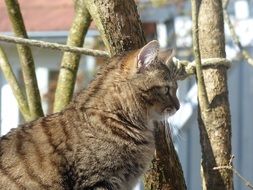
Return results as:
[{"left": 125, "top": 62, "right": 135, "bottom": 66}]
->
[{"left": 0, "top": 41, "right": 179, "bottom": 190}]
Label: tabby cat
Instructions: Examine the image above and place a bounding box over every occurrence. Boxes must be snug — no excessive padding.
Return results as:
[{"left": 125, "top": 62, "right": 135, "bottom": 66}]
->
[{"left": 0, "top": 40, "right": 180, "bottom": 190}]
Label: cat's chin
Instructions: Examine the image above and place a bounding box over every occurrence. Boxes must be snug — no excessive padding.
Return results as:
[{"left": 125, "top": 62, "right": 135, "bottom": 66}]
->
[{"left": 149, "top": 108, "right": 177, "bottom": 122}]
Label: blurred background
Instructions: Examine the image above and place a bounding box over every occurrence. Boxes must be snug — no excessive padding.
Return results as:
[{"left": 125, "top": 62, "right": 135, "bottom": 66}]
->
[{"left": 1, "top": 0, "right": 253, "bottom": 189}]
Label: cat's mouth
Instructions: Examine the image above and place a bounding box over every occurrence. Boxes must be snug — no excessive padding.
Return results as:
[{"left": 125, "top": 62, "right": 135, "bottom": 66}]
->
[
  {"left": 149, "top": 103, "right": 180, "bottom": 121},
  {"left": 163, "top": 102, "right": 180, "bottom": 116}
]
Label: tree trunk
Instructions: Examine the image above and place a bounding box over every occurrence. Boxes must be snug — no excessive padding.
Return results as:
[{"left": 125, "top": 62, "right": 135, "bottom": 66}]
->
[
  {"left": 144, "top": 122, "right": 187, "bottom": 190},
  {"left": 85, "top": 0, "right": 186, "bottom": 189},
  {"left": 197, "top": 0, "right": 233, "bottom": 189},
  {"left": 85, "top": 0, "right": 146, "bottom": 55}
]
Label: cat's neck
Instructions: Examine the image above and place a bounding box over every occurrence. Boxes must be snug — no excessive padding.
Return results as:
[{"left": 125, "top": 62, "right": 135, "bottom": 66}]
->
[{"left": 76, "top": 82, "right": 150, "bottom": 130}]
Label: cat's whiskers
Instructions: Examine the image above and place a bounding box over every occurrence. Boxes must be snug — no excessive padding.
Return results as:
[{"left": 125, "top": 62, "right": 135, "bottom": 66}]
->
[{"left": 167, "top": 117, "right": 184, "bottom": 143}]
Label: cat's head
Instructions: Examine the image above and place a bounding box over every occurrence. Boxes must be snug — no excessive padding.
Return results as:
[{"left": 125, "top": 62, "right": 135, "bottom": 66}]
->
[{"left": 120, "top": 40, "right": 180, "bottom": 121}]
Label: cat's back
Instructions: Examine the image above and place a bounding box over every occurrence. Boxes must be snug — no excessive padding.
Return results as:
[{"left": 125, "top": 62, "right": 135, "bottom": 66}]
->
[{"left": 0, "top": 113, "right": 70, "bottom": 190}]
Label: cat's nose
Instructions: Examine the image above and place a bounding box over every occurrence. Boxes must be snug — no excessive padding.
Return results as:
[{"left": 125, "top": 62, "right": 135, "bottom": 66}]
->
[
  {"left": 175, "top": 101, "right": 180, "bottom": 110},
  {"left": 173, "top": 98, "right": 180, "bottom": 110}
]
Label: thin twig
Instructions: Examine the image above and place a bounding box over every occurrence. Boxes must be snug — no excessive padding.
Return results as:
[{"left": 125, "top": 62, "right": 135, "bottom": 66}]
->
[
  {"left": 0, "top": 34, "right": 110, "bottom": 58},
  {"left": 223, "top": 0, "right": 253, "bottom": 66},
  {"left": 214, "top": 166, "right": 253, "bottom": 189},
  {"left": 0, "top": 46, "right": 31, "bottom": 121},
  {"left": 191, "top": 0, "right": 209, "bottom": 110},
  {"left": 5, "top": 0, "right": 44, "bottom": 119},
  {"left": 214, "top": 155, "right": 253, "bottom": 189},
  {"left": 223, "top": 0, "right": 229, "bottom": 9}
]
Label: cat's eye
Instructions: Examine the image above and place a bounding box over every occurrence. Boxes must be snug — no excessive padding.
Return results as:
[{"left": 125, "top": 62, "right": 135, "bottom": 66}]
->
[{"left": 161, "top": 86, "right": 170, "bottom": 95}]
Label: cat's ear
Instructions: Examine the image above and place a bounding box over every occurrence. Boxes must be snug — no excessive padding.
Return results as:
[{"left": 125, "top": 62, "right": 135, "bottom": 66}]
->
[
  {"left": 137, "top": 40, "right": 160, "bottom": 72},
  {"left": 159, "top": 49, "right": 175, "bottom": 66}
]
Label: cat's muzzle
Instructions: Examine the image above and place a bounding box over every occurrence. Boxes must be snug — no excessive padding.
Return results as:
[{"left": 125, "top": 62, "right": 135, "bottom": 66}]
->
[{"left": 163, "top": 103, "right": 180, "bottom": 116}]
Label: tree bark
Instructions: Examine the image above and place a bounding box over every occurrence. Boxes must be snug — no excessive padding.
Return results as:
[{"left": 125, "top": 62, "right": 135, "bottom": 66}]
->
[
  {"left": 197, "top": 0, "right": 233, "bottom": 189},
  {"left": 85, "top": 0, "right": 186, "bottom": 189},
  {"left": 53, "top": 0, "right": 92, "bottom": 112},
  {"left": 144, "top": 122, "right": 187, "bottom": 190}
]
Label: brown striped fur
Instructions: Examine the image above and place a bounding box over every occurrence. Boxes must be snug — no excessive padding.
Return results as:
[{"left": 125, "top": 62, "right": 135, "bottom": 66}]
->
[{"left": 0, "top": 41, "right": 180, "bottom": 190}]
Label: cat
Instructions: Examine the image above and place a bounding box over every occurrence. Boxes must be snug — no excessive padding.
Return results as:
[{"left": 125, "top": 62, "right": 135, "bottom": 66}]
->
[{"left": 0, "top": 40, "right": 180, "bottom": 190}]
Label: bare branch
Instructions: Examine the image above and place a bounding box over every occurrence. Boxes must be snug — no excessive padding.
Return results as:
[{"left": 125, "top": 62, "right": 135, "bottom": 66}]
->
[
  {"left": 191, "top": 0, "right": 209, "bottom": 110},
  {"left": 223, "top": 1, "right": 253, "bottom": 66},
  {"left": 0, "top": 34, "right": 109, "bottom": 58},
  {"left": 223, "top": 0, "right": 229, "bottom": 9},
  {"left": 53, "top": 0, "right": 93, "bottom": 112},
  {"left": 0, "top": 46, "right": 31, "bottom": 121},
  {"left": 5, "top": 0, "right": 44, "bottom": 119}
]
